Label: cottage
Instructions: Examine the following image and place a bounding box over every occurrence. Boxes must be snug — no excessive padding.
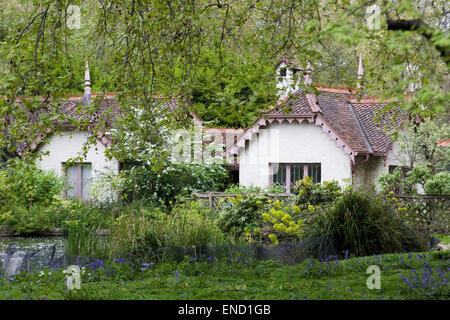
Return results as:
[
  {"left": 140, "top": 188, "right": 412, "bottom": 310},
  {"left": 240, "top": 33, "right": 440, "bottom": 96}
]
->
[
  {"left": 227, "top": 56, "right": 408, "bottom": 191},
  {"left": 21, "top": 62, "right": 240, "bottom": 200},
  {"left": 22, "top": 57, "right": 411, "bottom": 199}
]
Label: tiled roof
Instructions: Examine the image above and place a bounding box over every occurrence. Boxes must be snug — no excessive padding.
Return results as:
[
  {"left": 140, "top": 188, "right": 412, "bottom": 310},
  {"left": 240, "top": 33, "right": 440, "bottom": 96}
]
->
[
  {"left": 18, "top": 94, "right": 182, "bottom": 154},
  {"left": 265, "top": 91, "right": 313, "bottom": 116},
  {"left": 317, "top": 91, "right": 369, "bottom": 153},
  {"left": 23, "top": 95, "right": 120, "bottom": 128},
  {"left": 351, "top": 102, "right": 406, "bottom": 153},
  {"left": 24, "top": 95, "right": 182, "bottom": 127},
  {"left": 230, "top": 86, "right": 406, "bottom": 158}
]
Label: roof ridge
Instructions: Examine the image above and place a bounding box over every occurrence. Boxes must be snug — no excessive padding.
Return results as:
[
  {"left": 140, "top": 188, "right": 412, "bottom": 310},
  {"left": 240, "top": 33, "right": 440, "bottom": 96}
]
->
[
  {"left": 314, "top": 83, "right": 357, "bottom": 94},
  {"left": 347, "top": 102, "right": 374, "bottom": 153},
  {"left": 348, "top": 96, "right": 390, "bottom": 104}
]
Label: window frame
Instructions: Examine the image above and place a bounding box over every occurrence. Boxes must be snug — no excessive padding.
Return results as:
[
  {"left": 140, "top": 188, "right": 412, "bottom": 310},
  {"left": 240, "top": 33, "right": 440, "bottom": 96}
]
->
[
  {"left": 62, "top": 162, "right": 92, "bottom": 200},
  {"left": 270, "top": 162, "right": 321, "bottom": 193}
]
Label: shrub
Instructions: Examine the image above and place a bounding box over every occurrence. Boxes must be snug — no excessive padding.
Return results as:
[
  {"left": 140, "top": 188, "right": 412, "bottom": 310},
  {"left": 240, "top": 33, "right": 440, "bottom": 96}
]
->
[
  {"left": 424, "top": 172, "right": 450, "bottom": 195},
  {"left": 0, "top": 196, "right": 74, "bottom": 235},
  {"left": 118, "top": 162, "right": 229, "bottom": 204},
  {"left": 0, "top": 205, "right": 53, "bottom": 235},
  {"left": 0, "top": 158, "right": 65, "bottom": 209},
  {"left": 216, "top": 193, "right": 269, "bottom": 237},
  {"left": 224, "top": 183, "right": 285, "bottom": 194},
  {"left": 260, "top": 200, "right": 306, "bottom": 245},
  {"left": 292, "top": 177, "right": 343, "bottom": 209},
  {"left": 378, "top": 165, "right": 449, "bottom": 195},
  {"left": 305, "top": 191, "right": 427, "bottom": 257}
]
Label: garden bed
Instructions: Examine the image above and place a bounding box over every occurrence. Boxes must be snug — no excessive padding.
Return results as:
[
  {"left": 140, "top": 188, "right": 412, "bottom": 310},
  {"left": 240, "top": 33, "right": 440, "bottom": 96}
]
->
[{"left": 0, "top": 252, "right": 448, "bottom": 300}]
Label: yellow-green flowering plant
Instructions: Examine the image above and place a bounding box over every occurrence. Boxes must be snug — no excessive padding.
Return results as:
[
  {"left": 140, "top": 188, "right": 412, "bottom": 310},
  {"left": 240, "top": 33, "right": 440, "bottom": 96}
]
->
[{"left": 260, "top": 199, "right": 305, "bottom": 246}]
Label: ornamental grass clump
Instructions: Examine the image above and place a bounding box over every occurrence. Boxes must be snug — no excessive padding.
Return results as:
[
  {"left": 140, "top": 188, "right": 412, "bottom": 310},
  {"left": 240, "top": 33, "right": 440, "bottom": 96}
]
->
[
  {"left": 305, "top": 191, "right": 428, "bottom": 257},
  {"left": 109, "top": 201, "right": 225, "bottom": 261}
]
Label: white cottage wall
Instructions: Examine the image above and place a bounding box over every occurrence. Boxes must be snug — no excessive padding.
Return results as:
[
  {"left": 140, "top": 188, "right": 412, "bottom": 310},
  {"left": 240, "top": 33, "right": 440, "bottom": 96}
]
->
[
  {"left": 238, "top": 121, "right": 352, "bottom": 188},
  {"left": 35, "top": 131, "right": 120, "bottom": 200}
]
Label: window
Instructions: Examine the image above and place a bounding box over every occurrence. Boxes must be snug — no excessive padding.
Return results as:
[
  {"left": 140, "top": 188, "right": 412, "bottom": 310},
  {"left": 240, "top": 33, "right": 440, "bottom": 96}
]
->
[
  {"left": 292, "top": 68, "right": 300, "bottom": 77},
  {"left": 271, "top": 163, "right": 321, "bottom": 193},
  {"left": 279, "top": 68, "right": 287, "bottom": 77},
  {"left": 63, "top": 163, "right": 92, "bottom": 200}
]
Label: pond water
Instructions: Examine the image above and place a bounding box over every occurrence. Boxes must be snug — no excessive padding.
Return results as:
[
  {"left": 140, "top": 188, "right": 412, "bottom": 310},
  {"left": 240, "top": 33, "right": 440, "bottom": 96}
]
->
[{"left": 0, "top": 237, "right": 67, "bottom": 278}]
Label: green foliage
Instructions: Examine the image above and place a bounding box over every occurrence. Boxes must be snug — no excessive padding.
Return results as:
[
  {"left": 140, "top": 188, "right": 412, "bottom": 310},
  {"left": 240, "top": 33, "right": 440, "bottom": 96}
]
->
[
  {"left": 217, "top": 193, "right": 270, "bottom": 237},
  {"left": 423, "top": 172, "right": 450, "bottom": 195},
  {"left": 63, "top": 200, "right": 112, "bottom": 258},
  {"left": 292, "top": 177, "right": 343, "bottom": 209},
  {"left": 0, "top": 205, "right": 54, "bottom": 235},
  {"left": 1, "top": 0, "right": 449, "bottom": 165},
  {"left": 0, "top": 158, "right": 65, "bottom": 209},
  {"left": 118, "top": 162, "right": 229, "bottom": 205},
  {"left": 224, "top": 183, "right": 285, "bottom": 194},
  {"left": 378, "top": 167, "right": 408, "bottom": 194},
  {"left": 109, "top": 201, "right": 224, "bottom": 260},
  {"left": 378, "top": 163, "right": 449, "bottom": 195},
  {"left": 305, "top": 191, "right": 427, "bottom": 257},
  {"left": 189, "top": 47, "right": 277, "bottom": 127}
]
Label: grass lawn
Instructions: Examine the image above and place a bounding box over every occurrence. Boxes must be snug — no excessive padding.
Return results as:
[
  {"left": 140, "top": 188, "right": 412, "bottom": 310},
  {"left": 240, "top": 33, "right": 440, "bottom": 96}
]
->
[
  {"left": 434, "top": 234, "right": 450, "bottom": 245},
  {"left": 0, "top": 251, "right": 448, "bottom": 300}
]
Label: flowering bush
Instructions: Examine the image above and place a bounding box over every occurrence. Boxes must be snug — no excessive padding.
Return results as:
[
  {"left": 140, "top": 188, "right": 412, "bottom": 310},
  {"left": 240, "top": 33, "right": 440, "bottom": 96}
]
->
[
  {"left": 259, "top": 200, "right": 305, "bottom": 246},
  {"left": 116, "top": 162, "right": 229, "bottom": 205}
]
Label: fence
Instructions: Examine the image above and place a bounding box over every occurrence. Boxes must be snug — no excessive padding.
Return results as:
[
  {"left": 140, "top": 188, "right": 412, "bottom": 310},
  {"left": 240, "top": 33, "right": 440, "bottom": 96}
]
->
[
  {"left": 192, "top": 191, "right": 293, "bottom": 208},
  {"left": 394, "top": 194, "right": 450, "bottom": 235},
  {"left": 193, "top": 191, "right": 449, "bottom": 235}
]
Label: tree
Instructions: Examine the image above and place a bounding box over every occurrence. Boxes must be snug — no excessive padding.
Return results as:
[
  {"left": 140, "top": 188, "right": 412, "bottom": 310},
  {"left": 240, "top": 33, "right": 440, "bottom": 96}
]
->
[
  {"left": 379, "top": 112, "right": 449, "bottom": 194},
  {"left": 390, "top": 114, "right": 449, "bottom": 173},
  {"left": 0, "top": 0, "right": 448, "bottom": 163}
]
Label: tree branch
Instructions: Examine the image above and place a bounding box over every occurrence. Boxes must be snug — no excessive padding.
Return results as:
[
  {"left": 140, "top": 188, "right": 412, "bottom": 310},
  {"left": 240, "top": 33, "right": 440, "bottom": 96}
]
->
[{"left": 387, "top": 18, "right": 449, "bottom": 64}]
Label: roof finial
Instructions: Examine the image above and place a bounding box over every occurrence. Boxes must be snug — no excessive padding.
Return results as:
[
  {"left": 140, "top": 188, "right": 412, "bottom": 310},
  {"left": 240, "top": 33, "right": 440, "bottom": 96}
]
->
[
  {"left": 357, "top": 54, "right": 363, "bottom": 89},
  {"left": 304, "top": 61, "right": 312, "bottom": 87},
  {"left": 84, "top": 60, "right": 91, "bottom": 105}
]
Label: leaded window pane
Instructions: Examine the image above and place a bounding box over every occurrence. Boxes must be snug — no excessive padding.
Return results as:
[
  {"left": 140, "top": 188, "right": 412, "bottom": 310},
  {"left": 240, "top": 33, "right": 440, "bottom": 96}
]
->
[
  {"left": 81, "top": 164, "right": 92, "bottom": 200},
  {"left": 65, "top": 165, "right": 78, "bottom": 199}
]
